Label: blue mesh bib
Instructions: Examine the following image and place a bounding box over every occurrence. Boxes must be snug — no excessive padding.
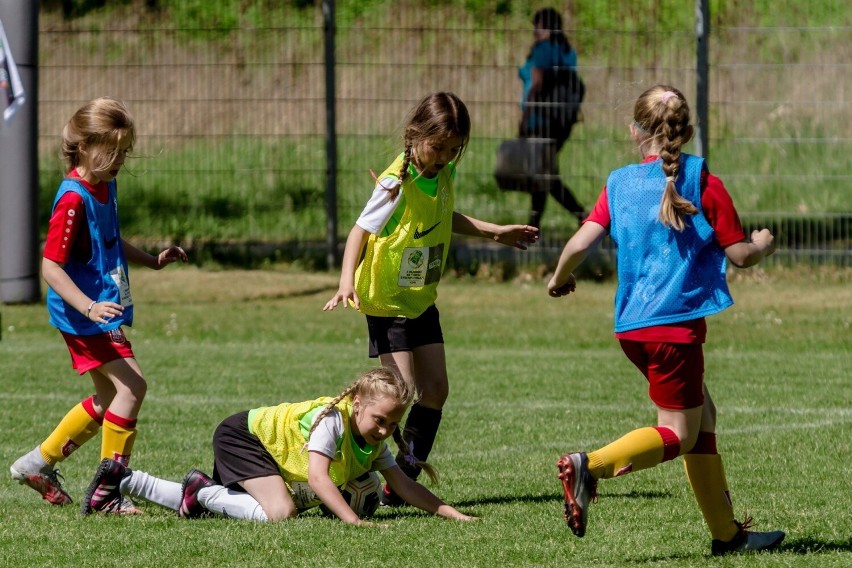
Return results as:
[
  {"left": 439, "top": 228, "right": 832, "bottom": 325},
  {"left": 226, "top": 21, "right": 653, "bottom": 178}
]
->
[{"left": 607, "top": 154, "right": 733, "bottom": 332}]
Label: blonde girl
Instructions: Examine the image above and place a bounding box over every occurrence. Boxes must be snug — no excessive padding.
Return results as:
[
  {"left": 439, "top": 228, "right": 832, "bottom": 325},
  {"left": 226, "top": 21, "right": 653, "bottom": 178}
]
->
[
  {"left": 324, "top": 92, "right": 539, "bottom": 505},
  {"left": 82, "top": 367, "right": 473, "bottom": 525},
  {"left": 547, "top": 85, "right": 783, "bottom": 555},
  {"left": 10, "top": 97, "right": 187, "bottom": 512}
]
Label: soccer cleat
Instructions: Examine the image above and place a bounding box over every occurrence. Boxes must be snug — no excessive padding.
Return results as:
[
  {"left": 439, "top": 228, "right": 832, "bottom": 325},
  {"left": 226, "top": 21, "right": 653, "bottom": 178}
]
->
[
  {"left": 179, "top": 468, "right": 215, "bottom": 519},
  {"left": 556, "top": 452, "right": 598, "bottom": 537},
  {"left": 711, "top": 517, "right": 785, "bottom": 556},
  {"left": 10, "top": 447, "right": 73, "bottom": 506},
  {"left": 81, "top": 458, "right": 141, "bottom": 515},
  {"left": 379, "top": 484, "right": 404, "bottom": 508}
]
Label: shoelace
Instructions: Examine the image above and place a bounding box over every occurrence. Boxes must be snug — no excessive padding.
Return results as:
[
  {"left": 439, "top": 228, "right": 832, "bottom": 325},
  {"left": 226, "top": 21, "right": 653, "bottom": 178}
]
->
[
  {"left": 738, "top": 515, "right": 755, "bottom": 533},
  {"left": 46, "top": 469, "right": 67, "bottom": 490}
]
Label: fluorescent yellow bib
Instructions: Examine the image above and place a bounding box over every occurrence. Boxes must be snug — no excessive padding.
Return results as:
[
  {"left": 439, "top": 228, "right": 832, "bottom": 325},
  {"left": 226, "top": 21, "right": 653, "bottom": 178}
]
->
[
  {"left": 250, "top": 397, "right": 379, "bottom": 486},
  {"left": 355, "top": 154, "right": 455, "bottom": 318}
]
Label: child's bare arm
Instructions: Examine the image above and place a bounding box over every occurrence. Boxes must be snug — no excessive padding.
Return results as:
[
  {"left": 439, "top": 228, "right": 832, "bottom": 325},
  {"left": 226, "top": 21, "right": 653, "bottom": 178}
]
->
[
  {"left": 382, "top": 466, "right": 475, "bottom": 521},
  {"left": 548, "top": 221, "right": 607, "bottom": 296},
  {"left": 324, "top": 225, "right": 370, "bottom": 311},
  {"left": 451, "top": 212, "right": 539, "bottom": 250},
  {"left": 724, "top": 228, "right": 776, "bottom": 268},
  {"left": 307, "top": 452, "right": 385, "bottom": 527},
  {"left": 121, "top": 239, "right": 187, "bottom": 270}
]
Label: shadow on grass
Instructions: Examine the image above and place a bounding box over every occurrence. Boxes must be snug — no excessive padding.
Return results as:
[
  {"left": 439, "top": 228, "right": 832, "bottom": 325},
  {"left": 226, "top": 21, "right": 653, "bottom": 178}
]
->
[
  {"left": 778, "top": 535, "right": 852, "bottom": 554},
  {"left": 376, "top": 488, "right": 674, "bottom": 518},
  {"left": 623, "top": 534, "right": 852, "bottom": 563}
]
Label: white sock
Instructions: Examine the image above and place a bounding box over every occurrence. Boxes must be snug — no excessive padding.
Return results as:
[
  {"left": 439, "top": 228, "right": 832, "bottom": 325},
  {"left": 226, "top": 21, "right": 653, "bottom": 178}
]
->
[
  {"left": 198, "top": 486, "right": 268, "bottom": 522},
  {"left": 11, "top": 446, "right": 50, "bottom": 478},
  {"left": 121, "top": 469, "right": 182, "bottom": 511}
]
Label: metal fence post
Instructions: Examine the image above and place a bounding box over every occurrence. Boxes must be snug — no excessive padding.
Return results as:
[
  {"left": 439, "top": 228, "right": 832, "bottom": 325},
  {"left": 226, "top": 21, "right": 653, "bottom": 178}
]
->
[
  {"left": 695, "top": 0, "right": 710, "bottom": 159},
  {"left": 323, "top": 0, "right": 339, "bottom": 269}
]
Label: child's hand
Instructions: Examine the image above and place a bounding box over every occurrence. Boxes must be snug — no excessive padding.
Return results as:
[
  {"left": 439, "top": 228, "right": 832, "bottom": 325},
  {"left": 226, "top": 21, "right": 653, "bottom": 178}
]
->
[
  {"left": 548, "top": 273, "right": 576, "bottom": 297},
  {"left": 435, "top": 503, "right": 477, "bottom": 521},
  {"left": 352, "top": 519, "right": 389, "bottom": 528},
  {"left": 157, "top": 245, "right": 188, "bottom": 268},
  {"left": 87, "top": 300, "right": 124, "bottom": 323},
  {"left": 323, "top": 288, "right": 359, "bottom": 311},
  {"left": 493, "top": 224, "right": 540, "bottom": 250},
  {"left": 750, "top": 228, "right": 776, "bottom": 257}
]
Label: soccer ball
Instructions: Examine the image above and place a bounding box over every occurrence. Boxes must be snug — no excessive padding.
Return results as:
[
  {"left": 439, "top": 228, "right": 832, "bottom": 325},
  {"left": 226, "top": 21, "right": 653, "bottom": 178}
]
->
[
  {"left": 319, "top": 471, "right": 382, "bottom": 518},
  {"left": 288, "top": 481, "right": 322, "bottom": 510}
]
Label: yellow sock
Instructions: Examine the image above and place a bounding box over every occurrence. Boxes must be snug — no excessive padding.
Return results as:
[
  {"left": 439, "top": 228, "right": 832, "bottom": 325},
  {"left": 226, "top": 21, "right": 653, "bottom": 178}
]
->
[
  {"left": 684, "top": 452, "right": 739, "bottom": 541},
  {"left": 40, "top": 397, "right": 102, "bottom": 465},
  {"left": 101, "top": 410, "right": 137, "bottom": 466},
  {"left": 586, "top": 426, "right": 680, "bottom": 479}
]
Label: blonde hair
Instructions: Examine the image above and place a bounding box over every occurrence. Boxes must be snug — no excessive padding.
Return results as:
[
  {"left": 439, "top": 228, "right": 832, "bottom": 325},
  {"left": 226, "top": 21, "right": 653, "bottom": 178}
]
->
[
  {"left": 632, "top": 85, "right": 698, "bottom": 231},
  {"left": 61, "top": 97, "right": 136, "bottom": 175},
  {"left": 308, "top": 367, "right": 438, "bottom": 483},
  {"left": 383, "top": 92, "right": 470, "bottom": 201}
]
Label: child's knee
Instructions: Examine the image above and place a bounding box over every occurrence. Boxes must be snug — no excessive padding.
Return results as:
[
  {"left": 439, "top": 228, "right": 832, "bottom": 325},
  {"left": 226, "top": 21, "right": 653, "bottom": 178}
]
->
[
  {"left": 133, "top": 380, "right": 148, "bottom": 401},
  {"left": 262, "top": 502, "right": 298, "bottom": 521}
]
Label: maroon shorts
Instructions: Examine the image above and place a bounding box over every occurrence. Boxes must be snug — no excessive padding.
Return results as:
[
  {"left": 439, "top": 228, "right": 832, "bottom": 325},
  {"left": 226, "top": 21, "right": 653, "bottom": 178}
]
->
[
  {"left": 619, "top": 340, "right": 705, "bottom": 410},
  {"left": 61, "top": 328, "right": 135, "bottom": 375}
]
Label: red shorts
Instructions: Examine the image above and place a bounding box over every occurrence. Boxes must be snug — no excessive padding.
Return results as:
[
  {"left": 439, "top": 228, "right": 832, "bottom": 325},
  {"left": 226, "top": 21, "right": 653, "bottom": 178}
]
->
[
  {"left": 619, "top": 340, "right": 705, "bottom": 410},
  {"left": 61, "top": 328, "right": 135, "bottom": 375}
]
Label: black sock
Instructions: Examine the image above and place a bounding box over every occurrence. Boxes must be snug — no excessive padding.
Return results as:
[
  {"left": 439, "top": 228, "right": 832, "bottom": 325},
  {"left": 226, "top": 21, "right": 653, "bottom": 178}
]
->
[{"left": 395, "top": 404, "right": 443, "bottom": 481}]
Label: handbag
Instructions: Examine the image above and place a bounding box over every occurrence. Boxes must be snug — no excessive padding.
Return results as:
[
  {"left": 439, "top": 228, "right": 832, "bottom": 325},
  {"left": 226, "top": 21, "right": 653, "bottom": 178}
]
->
[{"left": 494, "top": 137, "right": 548, "bottom": 192}]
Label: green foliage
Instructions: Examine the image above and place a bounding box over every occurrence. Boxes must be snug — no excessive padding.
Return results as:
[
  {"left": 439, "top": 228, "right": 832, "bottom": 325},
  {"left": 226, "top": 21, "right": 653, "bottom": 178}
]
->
[
  {"left": 1, "top": 267, "right": 850, "bottom": 566},
  {"left": 34, "top": 1, "right": 850, "bottom": 248}
]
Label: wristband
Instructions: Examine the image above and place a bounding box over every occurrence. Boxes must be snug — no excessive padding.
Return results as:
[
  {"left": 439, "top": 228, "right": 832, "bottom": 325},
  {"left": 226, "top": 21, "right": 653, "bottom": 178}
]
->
[{"left": 86, "top": 300, "right": 97, "bottom": 319}]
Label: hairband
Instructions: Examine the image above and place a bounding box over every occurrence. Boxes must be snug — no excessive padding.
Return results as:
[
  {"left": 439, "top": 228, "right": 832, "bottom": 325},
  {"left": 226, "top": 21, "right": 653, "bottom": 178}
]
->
[{"left": 660, "top": 91, "right": 678, "bottom": 103}]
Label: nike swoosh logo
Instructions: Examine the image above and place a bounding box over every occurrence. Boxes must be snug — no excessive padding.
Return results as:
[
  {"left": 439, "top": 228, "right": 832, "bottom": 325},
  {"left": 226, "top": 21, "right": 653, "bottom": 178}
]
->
[
  {"left": 105, "top": 237, "right": 118, "bottom": 248},
  {"left": 413, "top": 221, "right": 441, "bottom": 240}
]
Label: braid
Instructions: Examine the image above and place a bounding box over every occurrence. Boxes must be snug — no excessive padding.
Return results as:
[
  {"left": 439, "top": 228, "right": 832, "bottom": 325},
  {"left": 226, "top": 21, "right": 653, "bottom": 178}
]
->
[
  {"left": 308, "top": 380, "right": 359, "bottom": 439},
  {"left": 634, "top": 85, "right": 698, "bottom": 231},
  {"left": 385, "top": 145, "right": 412, "bottom": 201},
  {"left": 658, "top": 104, "right": 698, "bottom": 231}
]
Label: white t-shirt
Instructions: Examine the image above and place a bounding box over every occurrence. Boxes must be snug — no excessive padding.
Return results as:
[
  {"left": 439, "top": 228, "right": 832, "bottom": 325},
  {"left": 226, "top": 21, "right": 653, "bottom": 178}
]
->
[
  {"left": 355, "top": 177, "right": 404, "bottom": 235},
  {"left": 307, "top": 408, "right": 397, "bottom": 471}
]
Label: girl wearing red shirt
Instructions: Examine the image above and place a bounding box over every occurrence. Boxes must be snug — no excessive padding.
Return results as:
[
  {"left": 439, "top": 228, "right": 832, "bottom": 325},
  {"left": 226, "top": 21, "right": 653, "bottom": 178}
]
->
[
  {"left": 10, "top": 98, "right": 187, "bottom": 512},
  {"left": 547, "top": 85, "right": 782, "bottom": 556}
]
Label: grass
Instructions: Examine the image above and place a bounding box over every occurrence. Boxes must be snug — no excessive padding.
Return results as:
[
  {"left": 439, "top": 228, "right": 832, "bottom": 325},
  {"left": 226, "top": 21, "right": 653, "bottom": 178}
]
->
[{"left": 1, "top": 264, "right": 850, "bottom": 566}]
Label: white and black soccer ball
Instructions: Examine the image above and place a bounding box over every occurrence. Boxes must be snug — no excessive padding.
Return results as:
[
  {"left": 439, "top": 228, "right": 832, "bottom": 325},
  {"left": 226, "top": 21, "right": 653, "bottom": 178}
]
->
[
  {"left": 288, "top": 480, "right": 321, "bottom": 510},
  {"left": 319, "top": 471, "right": 382, "bottom": 518}
]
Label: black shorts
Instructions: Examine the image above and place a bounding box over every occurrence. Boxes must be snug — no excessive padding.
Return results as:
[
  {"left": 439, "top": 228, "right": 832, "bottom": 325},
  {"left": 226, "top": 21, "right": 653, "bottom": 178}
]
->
[
  {"left": 211, "top": 411, "right": 281, "bottom": 490},
  {"left": 366, "top": 304, "right": 444, "bottom": 358}
]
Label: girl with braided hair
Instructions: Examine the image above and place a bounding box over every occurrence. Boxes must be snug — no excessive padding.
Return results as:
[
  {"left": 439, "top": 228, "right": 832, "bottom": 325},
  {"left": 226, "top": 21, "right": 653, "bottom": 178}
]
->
[
  {"left": 82, "top": 367, "right": 474, "bottom": 525},
  {"left": 324, "top": 92, "right": 538, "bottom": 505},
  {"left": 547, "top": 85, "right": 783, "bottom": 555}
]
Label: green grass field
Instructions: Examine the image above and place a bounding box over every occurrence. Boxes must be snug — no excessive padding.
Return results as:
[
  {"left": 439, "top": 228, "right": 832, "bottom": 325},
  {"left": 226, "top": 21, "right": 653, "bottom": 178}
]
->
[{"left": 1, "top": 265, "right": 849, "bottom": 567}]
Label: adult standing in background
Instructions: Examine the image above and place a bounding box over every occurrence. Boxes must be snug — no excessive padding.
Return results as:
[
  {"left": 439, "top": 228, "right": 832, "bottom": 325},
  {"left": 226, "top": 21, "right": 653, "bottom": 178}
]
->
[{"left": 518, "top": 7, "right": 585, "bottom": 229}]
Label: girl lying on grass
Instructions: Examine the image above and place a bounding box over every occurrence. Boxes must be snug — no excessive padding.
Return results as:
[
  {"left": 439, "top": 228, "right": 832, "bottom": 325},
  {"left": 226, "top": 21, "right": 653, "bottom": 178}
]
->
[{"left": 81, "top": 367, "right": 474, "bottom": 526}]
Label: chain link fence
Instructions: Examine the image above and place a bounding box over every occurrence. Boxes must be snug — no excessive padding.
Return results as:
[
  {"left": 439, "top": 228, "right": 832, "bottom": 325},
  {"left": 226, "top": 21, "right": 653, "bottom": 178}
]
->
[{"left": 36, "top": 2, "right": 850, "bottom": 268}]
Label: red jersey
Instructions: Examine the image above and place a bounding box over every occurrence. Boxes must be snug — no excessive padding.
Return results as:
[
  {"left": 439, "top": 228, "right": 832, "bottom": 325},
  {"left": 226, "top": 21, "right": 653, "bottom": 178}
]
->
[
  {"left": 43, "top": 169, "right": 110, "bottom": 264},
  {"left": 585, "top": 156, "right": 746, "bottom": 343}
]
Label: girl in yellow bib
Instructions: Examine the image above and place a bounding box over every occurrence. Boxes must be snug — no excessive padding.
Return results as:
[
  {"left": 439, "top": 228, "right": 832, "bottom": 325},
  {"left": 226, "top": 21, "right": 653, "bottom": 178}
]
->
[
  {"left": 81, "top": 367, "right": 474, "bottom": 526},
  {"left": 324, "top": 92, "right": 539, "bottom": 505}
]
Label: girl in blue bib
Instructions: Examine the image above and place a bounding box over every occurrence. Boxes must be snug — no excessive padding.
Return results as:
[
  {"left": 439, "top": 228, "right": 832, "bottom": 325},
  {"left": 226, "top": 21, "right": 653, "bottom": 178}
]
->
[
  {"left": 11, "top": 98, "right": 187, "bottom": 512},
  {"left": 547, "top": 85, "right": 782, "bottom": 555}
]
